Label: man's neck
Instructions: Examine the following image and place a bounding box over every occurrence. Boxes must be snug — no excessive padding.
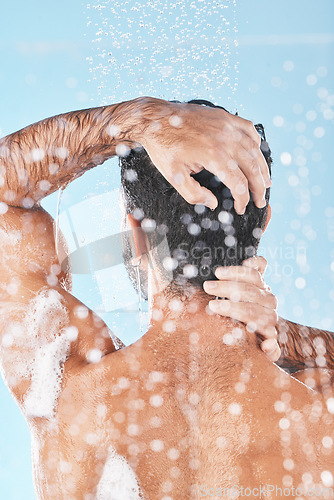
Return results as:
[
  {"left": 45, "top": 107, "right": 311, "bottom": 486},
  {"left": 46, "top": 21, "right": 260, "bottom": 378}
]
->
[
  {"left": 132, "top": 286, "right": 283, "bottom": 406},
  {"left": 145, "top": 287, "right": 261, "bottom": 361}
]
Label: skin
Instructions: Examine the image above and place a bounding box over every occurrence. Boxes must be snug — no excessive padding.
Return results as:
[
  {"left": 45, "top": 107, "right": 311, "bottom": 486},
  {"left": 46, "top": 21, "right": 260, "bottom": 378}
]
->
[
  {"left": 0, "top": 99, "right": 333, "bottom": 498},
  {"left": 209, "top": 256, "right": 334, "bottom": 384},
  {"left": 0, "top": 97, "right": 270, "bottom": 214}
]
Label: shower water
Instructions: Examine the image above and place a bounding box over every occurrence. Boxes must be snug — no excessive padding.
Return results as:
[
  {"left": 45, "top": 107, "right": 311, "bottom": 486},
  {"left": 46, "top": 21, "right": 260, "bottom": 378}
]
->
[
  {"left": 86, "top": 0, "right": 239, "bottom": 108},
  {"left": 55, "top": 187, "right": 64, "bottom": 258}
]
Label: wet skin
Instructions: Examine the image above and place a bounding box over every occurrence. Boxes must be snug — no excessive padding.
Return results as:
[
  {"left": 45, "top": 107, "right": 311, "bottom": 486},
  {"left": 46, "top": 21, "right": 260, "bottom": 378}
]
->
[
  {"left": 0, "top": 97, "right": 333, "bottom": 499},
  {"left": 1, "top": 206, "right": 333, "bottom": 499}
]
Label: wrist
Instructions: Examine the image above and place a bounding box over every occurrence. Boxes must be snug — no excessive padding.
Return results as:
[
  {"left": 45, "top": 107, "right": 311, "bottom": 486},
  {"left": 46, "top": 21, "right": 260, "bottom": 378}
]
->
[{"left": 118, "top": 96, "right": 175, "bottom": 148}]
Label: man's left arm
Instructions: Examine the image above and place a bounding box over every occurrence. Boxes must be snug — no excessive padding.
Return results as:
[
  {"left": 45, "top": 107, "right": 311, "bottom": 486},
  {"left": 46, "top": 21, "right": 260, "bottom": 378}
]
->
[
  {"left": 275, "top": 317, "right": 334, "bottom": 373},
  {"left": 203, "top": 256, "right": 334, "bottom": 372}
]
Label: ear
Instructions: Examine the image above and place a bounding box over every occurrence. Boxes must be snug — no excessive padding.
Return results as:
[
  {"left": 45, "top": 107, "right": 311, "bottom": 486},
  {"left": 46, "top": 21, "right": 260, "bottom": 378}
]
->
[
  {"left": 127, "top": 214, "right": 149, "bottom": 264},
  {"left": 263, "top": 204, "right": 271, "bottom": 233}
]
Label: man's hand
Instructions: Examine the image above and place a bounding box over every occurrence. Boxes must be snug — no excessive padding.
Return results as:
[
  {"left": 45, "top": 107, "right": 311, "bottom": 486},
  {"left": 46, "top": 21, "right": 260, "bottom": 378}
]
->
[
  {"left": 0, "top": 97, "right": 269, "bottom": 213},
  {"left": 203, "top": 256, "right": 280, "bottom": 361},
  {"left": 137, "top": 99, "right": 271, "bottom": 214}
]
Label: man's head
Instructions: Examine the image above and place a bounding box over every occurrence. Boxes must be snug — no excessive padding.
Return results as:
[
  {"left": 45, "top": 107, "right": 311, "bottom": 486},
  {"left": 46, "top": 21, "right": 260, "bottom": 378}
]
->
[{"left": 120, "top": 100, "right": 272, "bottom": 299}]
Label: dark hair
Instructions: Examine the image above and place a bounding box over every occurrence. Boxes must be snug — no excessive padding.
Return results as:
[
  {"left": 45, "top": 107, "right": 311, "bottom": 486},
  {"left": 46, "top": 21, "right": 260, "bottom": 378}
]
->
[{"left": 120, "top": 100, "right": 272, "bottom": 298}]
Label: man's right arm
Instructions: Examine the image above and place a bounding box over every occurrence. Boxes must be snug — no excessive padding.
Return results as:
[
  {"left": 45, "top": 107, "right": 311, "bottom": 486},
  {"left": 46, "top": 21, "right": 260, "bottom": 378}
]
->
[
  {"left": 0, "top": 96, "right": 270, "bottom": 212},
  {"left": 0, "top": 99, "right": 145, "bottom": 208}
]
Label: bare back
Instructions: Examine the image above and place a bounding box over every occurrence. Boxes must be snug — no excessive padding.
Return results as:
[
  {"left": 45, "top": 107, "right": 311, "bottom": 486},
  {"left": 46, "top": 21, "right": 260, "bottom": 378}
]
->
[
  {"left": 36, "top": 323, "right": 334, "bottom": 499},
  {"left": 1, "top": 206, "right": 333, "bottom": 499}
]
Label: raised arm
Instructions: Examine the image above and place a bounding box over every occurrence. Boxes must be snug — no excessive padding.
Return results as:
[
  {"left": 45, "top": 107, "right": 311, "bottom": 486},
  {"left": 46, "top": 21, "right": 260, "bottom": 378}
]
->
[
  {"left": 0, "top": 100, "right": 141, "bottom": 207},
  {"left": 203, "top": 256, "right": 334, "bottom": 373},
  {"left": 0, "top": 96, "right": 270, "bottom": 212}
]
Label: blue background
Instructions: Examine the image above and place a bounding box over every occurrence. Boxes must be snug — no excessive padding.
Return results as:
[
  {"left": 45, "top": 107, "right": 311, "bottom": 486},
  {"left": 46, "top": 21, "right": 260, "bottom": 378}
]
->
[{"left": 0, "top": 0, "right": 333, "bottom": 497}]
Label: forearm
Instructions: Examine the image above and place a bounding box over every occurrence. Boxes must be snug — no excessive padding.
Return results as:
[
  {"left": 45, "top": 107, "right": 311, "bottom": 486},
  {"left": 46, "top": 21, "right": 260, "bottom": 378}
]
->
[
  {"left": 276, "top": 316, "right": 334, "bottom": 373},
  {"left": 0, "top": 96, "right": 163, "bottom": 208}
]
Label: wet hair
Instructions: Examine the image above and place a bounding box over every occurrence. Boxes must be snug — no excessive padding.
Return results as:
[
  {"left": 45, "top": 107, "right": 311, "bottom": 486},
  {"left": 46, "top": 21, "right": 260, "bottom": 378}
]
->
[{"left": 120, "top": 100, "right": 272, "bottom": 298}]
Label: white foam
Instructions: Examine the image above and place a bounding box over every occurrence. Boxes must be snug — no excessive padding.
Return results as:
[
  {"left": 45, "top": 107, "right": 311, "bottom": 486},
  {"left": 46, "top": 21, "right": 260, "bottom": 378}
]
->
[
  {"left": 0, "top": 288, "right": 72, "bottom": 418},
  {"left": 24, "top": 330, "right": 71, "bottom": 418},
  {"left": 96, "top": 447, "right": 142, "bottom": 500},
  {"left": 22, "top": 288, "right": 71, "bottom": 418}
]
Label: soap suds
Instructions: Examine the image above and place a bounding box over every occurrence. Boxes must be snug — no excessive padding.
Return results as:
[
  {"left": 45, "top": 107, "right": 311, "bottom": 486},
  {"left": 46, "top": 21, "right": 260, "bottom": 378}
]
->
[
  {"left": 22, "top": 288, "right": 71, "bottom": 418},
  {"left": 23, "top": 330, "right": 71, "bottom": 418},
  {"left": 0, "top": 288, "right": 71, "bottom": 418},
  {"left": 96, "top": 447, "right": 142, "bottom": 500}
]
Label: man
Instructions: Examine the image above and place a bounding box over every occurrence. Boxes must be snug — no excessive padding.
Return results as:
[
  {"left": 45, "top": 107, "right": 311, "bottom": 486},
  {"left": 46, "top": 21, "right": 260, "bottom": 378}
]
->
[
  {"left": 206, "top": 256, "right": 334, "bottom": 391},
  {"left": 0, "top": 97, "right": 333, "bottom": 498}
]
